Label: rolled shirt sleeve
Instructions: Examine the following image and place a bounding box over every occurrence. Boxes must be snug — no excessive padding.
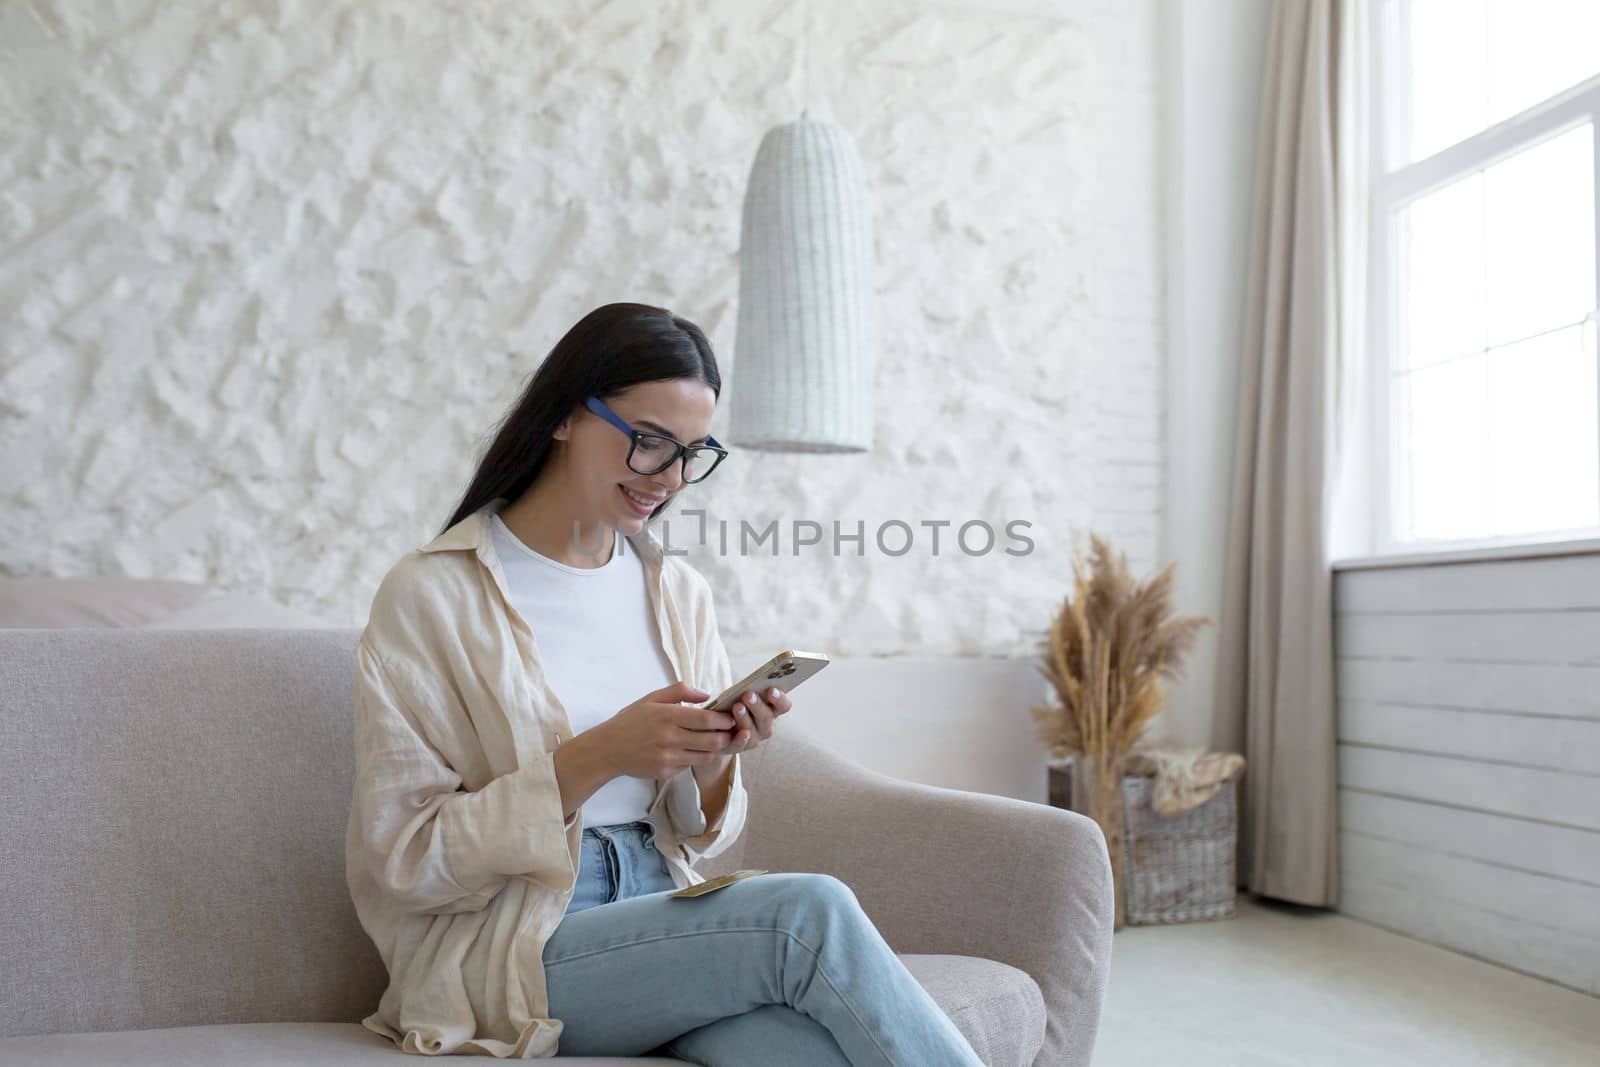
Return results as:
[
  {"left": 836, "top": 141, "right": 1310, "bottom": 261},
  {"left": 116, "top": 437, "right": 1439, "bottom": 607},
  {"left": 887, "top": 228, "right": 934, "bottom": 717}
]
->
[
  {"left": 663, "top": 752, "right": 745, "bottom": 863},
  {"left": 655, "top": 575, "right": 747, "bottom": 865}
]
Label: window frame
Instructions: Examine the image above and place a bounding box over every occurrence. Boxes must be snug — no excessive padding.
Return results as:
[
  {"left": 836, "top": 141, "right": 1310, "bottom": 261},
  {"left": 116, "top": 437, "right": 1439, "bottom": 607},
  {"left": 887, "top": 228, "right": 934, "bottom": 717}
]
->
[{"left": 1364, "top": 0, "right": 1600, "bottom": 562}]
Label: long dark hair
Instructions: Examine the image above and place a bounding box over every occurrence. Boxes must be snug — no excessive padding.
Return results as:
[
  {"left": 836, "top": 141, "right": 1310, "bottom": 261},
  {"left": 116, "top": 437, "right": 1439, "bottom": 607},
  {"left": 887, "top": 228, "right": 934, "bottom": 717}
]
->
[{"left": 438, "top": 302, "right": 722, "bottom": 536}]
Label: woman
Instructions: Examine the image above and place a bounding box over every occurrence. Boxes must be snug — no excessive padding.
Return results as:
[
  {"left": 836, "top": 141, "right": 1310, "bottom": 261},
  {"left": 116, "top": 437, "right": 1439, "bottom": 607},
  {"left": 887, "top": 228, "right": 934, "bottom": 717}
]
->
[{"left": 346, "top": 302, "right": 984, "bottom": 1065}]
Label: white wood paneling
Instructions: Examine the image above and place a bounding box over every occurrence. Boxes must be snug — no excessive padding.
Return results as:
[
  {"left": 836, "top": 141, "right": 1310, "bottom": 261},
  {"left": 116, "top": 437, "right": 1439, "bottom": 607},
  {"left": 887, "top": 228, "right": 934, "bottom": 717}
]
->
[
  {"left": 1336, "top": 554, "right": 1600, "bottom": 612},
  {"left": 1339, "top": 702, "right": 1600, "bottom": 774},
  {"left": 1340, "top": 790, "right": 1600, "bottom": 886},
  {"left": 1337, "top": 657, "right": 1600, "bottom": 720},
  {"left": 1334, "top": 610, "right": 1600, "bottom": 664},
  {"left": 1339, "top": 745, "right": 1600, "bottom": 830},
  {"left": 1342, "top": 834, "right": 1600, "bottom": 940},
  {"left": 1334, "top": 551, "right": 1600, "bottom": 994},
  {"left": 1340, "top": 880, "right": 1600, "bottom": 996}
]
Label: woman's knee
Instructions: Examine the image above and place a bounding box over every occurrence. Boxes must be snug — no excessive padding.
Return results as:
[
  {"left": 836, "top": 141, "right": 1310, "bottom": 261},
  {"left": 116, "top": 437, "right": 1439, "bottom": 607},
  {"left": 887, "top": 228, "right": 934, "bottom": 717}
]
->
[
  {"left": 756, "top": 870, "right": 854, "bottom": 902},
  {"left": 759, "top": 872, "right": 868, "bottom": 932}
]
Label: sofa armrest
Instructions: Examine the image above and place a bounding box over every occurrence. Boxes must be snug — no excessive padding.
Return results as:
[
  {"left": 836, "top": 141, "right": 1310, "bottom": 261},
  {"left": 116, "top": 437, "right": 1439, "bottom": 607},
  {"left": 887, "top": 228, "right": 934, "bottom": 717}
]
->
[{"left": 740, "top": 730, "right": 1114, "bottom": 1067}]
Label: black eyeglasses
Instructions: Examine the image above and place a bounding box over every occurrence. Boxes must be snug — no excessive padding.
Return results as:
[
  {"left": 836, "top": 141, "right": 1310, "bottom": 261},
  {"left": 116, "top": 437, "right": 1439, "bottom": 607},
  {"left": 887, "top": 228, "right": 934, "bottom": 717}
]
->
[{"left": 584, "top": 396, "right": 729, "bottom": 483}]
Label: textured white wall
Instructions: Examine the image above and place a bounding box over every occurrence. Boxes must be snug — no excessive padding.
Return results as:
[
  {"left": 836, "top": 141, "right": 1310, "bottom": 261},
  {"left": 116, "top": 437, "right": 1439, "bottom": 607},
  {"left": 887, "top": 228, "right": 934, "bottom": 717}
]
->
[{"left": 0, "top": 0, "right": 1167, "bottom": 663}]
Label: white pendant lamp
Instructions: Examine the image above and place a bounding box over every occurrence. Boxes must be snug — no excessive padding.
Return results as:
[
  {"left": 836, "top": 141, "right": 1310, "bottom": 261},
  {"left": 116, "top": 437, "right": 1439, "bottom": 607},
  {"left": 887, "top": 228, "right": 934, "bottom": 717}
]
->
[{"left": 731, "top": 114, "right": 876, "bottom": 453}]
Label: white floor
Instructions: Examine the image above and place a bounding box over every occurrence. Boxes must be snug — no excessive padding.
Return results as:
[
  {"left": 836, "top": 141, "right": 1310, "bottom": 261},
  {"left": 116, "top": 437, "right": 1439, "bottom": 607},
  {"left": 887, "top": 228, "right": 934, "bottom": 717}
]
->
[{"left": 1093, "top": 895, "right": 1600, "bottom": 1067}]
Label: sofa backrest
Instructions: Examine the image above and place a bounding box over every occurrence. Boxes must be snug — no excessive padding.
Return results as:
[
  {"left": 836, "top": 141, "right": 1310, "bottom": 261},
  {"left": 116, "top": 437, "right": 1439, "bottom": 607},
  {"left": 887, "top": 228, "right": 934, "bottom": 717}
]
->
[
  {"left": 0, "top": 628, "right": 386, "bottom": 1038},
  {"left": 0, "top": 626, "right": 791, "bottom": 1039}
]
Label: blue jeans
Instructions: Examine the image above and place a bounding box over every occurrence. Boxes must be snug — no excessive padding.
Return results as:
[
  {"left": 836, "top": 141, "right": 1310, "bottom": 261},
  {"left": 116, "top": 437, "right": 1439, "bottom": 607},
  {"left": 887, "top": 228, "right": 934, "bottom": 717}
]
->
[{"left": 542, "top": 819, "right": 985, "bottom": 1066}]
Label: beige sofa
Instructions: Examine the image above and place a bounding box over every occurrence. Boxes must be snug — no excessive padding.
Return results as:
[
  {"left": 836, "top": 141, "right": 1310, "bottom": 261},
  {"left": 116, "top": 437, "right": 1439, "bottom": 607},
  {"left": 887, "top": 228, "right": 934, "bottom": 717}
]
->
[{"left": 0, "top": 628, "right": 1114, "bottom": 1066}]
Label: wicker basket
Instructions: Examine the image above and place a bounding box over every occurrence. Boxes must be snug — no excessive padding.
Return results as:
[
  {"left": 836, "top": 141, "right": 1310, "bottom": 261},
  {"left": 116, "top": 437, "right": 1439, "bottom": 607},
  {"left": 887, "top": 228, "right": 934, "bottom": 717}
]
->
[{"left": 1047, "top": 757, "right": 1239, "bottom": 925}]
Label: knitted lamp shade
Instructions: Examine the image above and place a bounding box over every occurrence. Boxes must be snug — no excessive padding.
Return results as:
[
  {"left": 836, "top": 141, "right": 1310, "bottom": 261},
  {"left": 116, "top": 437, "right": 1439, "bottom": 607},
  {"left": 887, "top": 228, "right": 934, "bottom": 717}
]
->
[{"left": 732, "top": 117, "right": 875, "bottom": 452}]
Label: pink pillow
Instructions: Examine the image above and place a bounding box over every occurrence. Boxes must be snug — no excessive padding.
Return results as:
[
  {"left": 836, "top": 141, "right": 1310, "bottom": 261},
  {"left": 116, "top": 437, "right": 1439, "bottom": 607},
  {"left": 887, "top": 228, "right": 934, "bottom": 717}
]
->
[
  {"left": 0, "top": 576, "right": 212, "bottom": 629},
  {"left": 151, "top": 593, "right": 331, "bottom": 629}
]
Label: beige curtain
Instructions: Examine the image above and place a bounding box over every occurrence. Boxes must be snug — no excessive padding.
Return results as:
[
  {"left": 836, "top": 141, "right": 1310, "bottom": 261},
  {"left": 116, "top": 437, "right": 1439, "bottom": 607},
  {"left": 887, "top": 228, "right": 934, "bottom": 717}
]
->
[{"left": 1213, "top": 0, "right": 1369, "bottom": 907}]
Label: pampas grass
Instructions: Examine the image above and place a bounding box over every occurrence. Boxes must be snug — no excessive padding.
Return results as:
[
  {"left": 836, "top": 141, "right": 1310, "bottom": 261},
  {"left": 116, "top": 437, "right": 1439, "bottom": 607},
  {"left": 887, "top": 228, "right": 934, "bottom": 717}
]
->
[{"left": 1030, "top": 530, "right": 1210, "bottom": 926}]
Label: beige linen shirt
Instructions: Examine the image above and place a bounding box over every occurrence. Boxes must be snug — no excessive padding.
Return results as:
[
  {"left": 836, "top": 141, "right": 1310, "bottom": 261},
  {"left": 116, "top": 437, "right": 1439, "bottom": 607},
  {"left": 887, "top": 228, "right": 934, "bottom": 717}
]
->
[{"left": 346, "top": 497, "right": 747, "bottom": 1057}]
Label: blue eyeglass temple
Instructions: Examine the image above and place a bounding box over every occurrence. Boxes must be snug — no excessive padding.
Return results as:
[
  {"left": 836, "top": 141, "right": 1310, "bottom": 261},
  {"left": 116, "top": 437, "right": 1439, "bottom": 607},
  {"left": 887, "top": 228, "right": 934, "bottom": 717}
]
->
[{"left": 584, "top": 396, "right": 723, "bottom": 451}]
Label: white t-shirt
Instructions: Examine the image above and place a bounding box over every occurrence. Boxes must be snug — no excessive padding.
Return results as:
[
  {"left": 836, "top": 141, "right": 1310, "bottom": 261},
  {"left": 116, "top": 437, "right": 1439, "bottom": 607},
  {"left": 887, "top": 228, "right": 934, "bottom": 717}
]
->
[{"left": 487, "top": 510, "right": 676, "bottom": 827}]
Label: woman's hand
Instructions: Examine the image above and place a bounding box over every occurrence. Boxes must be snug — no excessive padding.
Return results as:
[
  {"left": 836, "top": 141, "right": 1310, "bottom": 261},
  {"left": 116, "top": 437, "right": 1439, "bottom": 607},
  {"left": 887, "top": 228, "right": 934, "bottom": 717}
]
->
[
  {"left": 601, "top": 681, "right": 740, "bottom": 781},
  {"left": 721, "top": 685, "right": 792, "bottom": 755}
]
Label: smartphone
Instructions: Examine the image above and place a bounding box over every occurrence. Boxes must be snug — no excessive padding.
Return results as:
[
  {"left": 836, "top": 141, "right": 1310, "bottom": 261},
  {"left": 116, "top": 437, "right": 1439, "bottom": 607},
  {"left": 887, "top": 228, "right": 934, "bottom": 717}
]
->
[{"left": 700, "top": 650, "right": 831, "bottom": 714}]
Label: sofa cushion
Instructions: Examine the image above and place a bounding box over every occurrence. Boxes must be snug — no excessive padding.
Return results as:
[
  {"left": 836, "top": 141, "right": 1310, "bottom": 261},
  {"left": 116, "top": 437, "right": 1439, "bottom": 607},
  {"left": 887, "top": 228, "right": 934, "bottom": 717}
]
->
[
  {"left": 0, "top": 952, "right": 1045, "bottom": 1066},
  {"left": 0, "top": 1022, "right": 689, "bottom": 1065},
  {"left": 902, "top": 953, "right": 1048, "bottom": 1067}
]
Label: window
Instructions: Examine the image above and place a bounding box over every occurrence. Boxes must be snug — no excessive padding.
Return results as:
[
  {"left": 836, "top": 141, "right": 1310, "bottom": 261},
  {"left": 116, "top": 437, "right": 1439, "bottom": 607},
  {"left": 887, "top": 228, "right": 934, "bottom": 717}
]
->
[{"left": 1370, "top": 0, "right": 1600, "bottom": 551}]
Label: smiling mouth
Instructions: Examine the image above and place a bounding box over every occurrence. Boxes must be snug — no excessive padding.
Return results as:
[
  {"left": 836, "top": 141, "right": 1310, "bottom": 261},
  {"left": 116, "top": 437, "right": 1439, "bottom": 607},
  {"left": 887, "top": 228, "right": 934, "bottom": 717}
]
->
[{"left": 619, "top": 485, "right": 665, "bottom": 513}]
